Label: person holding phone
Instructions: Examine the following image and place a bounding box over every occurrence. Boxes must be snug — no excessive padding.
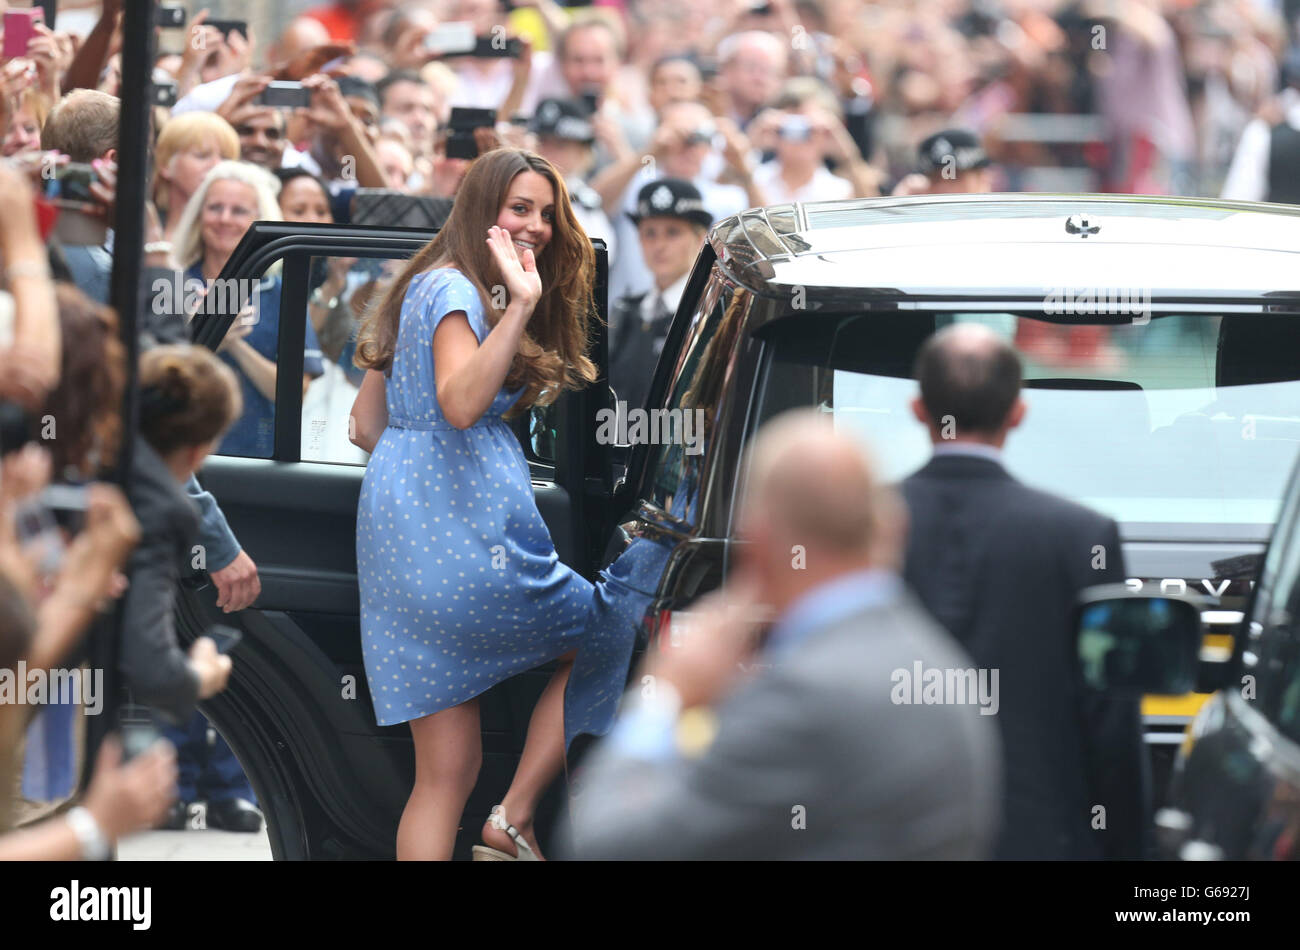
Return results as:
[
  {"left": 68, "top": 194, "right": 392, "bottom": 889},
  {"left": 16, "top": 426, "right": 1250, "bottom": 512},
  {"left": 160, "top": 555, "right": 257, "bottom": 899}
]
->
[{"left": 350, "top": 148, "right": 623, "bottom": 861}]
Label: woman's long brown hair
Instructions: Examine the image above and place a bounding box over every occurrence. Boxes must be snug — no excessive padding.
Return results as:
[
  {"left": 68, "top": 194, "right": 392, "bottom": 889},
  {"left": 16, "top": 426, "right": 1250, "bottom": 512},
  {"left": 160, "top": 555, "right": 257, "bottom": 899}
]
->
[{"left": 354, "top": 147, "right": 598, "bottom": 414}]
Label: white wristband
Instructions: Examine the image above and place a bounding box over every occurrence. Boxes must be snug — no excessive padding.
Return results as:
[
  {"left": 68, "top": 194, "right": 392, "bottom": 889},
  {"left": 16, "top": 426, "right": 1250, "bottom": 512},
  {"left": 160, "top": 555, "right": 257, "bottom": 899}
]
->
[{"left": 66, "top": 806, "right": 111, "bottom": 861}]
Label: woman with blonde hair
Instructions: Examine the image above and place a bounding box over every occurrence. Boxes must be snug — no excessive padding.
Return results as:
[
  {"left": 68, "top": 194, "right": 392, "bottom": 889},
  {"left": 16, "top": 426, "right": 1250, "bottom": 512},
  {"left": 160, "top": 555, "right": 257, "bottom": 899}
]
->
[
  {"left": 152, "top": 112, "right": 241, "bottom": 241},
  {"left": 2, "top": 88, "right": 53, "bottom": 157},
  {"left": 172, "top": 160, "right": 324, "bottom": 458},
  {"left": 350, "top": 147, "right": 636, "bottom": 861}
]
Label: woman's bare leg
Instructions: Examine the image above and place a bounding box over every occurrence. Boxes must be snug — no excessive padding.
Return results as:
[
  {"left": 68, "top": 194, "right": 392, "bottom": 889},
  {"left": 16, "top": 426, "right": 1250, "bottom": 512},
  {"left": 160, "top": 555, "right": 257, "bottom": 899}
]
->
[
  {"left": 480, "top": 650, "right": 577, "bottom": 859},
  {"left": 398, "top": 698, "right": 481, "bottom": 860}
]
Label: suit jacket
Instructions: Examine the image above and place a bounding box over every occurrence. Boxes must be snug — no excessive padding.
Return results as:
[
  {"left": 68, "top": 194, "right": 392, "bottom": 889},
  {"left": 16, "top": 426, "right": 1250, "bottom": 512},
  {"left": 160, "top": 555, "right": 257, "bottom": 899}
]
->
[
  {"left": 900, "top": 452, "right": 1148, "bottom": 860},
  {"left": 608, "top": 293, "right": 672, "bottom": 411},
  {"left": 564, "top": 589, "right": 1001, "bottom": 859}
]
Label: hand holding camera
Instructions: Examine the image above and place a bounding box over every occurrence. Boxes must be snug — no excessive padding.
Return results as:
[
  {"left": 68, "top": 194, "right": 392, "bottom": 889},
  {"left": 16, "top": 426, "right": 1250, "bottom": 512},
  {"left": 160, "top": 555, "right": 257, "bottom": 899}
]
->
[
  {"left": 26, "top": 24, "right": 73, "bottom": 99},
  {"left": 424, "top": 22, "right": 524, "bottom": 59},
  {"left": 295, "top": 74, "right": 352, "bottom": 132},
  {"left": 81, "top": 734, "right": 178, "bottom": 845},
  {"left": 716, "top": 115, "right": 756, "bottom": 179},
  {"left": 54, "top": 483, "right": 140, "bottom": 608},
  {"left": 217, "top": 73, "right": 274, "bottom": 127}
]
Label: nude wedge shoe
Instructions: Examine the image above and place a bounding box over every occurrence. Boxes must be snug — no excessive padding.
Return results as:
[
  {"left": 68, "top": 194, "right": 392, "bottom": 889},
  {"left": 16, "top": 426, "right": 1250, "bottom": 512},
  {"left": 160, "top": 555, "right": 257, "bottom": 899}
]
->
[{"left": 471, "top": 805, "right": 539, "bottom": 861}]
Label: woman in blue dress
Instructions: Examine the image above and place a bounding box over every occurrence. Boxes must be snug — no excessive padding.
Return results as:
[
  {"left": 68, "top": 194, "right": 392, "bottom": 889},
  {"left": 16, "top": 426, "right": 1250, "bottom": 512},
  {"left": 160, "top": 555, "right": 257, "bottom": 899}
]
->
[{"left": 350, "top": 148, "right": 607, "bottom": 860}]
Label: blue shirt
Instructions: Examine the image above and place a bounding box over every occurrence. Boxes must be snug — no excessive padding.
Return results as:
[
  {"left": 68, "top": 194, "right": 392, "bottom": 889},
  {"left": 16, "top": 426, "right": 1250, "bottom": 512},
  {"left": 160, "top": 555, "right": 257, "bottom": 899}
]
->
[
  {"left": 607, "top": 568, "right": 903, "bottom": 762},
  {"left": 764, "top": 568, "right": 903, "bottom": 658},
  {"left": 186, "top": 266, "right": 325, "bottom": 457}
]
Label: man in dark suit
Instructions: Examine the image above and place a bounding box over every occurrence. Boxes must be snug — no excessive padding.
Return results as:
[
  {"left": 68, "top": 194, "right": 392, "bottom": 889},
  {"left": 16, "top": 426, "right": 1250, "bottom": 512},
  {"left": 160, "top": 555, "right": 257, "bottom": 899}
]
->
[
  {"left": 565, "top": 410, "right": 1001, "bottom": 859},
  {"left": 900, "top": 323, "right": 1149, "bottom": 860}
]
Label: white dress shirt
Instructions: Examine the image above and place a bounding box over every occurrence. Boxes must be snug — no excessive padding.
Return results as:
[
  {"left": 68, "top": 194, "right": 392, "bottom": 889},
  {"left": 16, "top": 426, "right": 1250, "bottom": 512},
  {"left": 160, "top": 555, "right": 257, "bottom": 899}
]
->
[
  {"left": 1221, "top": 87, "right": 1300, "bottom": 202},
  {"left": 932, "top": 441, "right": 1005, "bottom": 464},
  {"left": 751, "top": 161, "right": 853, "bottom": 205},
  {"left": 641, "top": 271, "right": 691, "bottom": 326}
]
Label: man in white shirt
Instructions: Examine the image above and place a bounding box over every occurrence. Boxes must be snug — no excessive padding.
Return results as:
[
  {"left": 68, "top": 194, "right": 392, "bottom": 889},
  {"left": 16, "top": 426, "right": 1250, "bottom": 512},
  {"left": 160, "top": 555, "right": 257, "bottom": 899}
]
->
[
  {"left": 751, "top": 113, "right": 854, "bottom": 204},
  {"left": 599, "top": 101, "right": 752, "bottom": 302},
  {"left": 1221, "top": 49, "right": 1300, "bottom": 204},
  {"left": 608, "top": 178, "right": 712, "bottom": 410}
]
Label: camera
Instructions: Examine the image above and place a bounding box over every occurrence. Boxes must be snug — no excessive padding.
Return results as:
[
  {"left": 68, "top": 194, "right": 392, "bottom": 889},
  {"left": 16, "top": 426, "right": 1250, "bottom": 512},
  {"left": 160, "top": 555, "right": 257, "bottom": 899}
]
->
[
  {"left": 471, "top": 35, "right": 522, "bottom": 59},
  {"left": 445, "top": 107, "right": 496, "bottom": 160},
  {"left": 119, "top": 705, "right": 163, "bottom": 762},
  {"left": 206, "top": 19, "right": 248, "bottom": 40},
  {"left": 777, "top": 116, "right": 814, "bottom": 142},
  {"left": 40, "top": 483, "right": 89, "bottom": 536},
  {"left": 257, "top": 81, "right": 313, "bottom": 110},
  {"left": 151, "top": 78, "right": 178, "bottom": 108},
  {"left": 155, "top": 4, "right": 186, "bottom": 28},
  {"left": 43, "top": 162, "right": 98, "bottom": 204},
  {"left": 683, "top": 123, "right": 716, "bottom": 147},
  {"left": 425, "top": 22, "right": 522, "bottom": 59}
]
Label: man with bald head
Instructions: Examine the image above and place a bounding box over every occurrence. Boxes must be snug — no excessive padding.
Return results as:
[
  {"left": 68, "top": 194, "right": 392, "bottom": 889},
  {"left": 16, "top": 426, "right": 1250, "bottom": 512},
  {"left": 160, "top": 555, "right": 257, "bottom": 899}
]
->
[
  {"left": 901, "top": 323, "right": 1148, "bottom": 860},
  {"left": 566, "top": 410, "right": 1000, "bottom": 859}
]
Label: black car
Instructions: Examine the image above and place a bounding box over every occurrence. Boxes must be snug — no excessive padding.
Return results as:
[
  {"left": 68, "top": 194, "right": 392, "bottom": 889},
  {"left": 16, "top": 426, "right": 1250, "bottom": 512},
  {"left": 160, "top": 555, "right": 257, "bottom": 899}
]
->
[
  {"left": 187, "top": 194, "right": 1300, "bottom": 858},
  {"left": 1155, "top": 448, "right": 1300, "bottom": 861}
]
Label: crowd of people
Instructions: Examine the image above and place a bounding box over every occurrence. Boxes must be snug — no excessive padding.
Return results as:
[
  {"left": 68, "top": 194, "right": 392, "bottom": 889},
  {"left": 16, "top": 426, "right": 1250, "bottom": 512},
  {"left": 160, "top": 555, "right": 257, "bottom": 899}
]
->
[{"left": 0, "top": 0, "right": 1296, "bottom": 860}]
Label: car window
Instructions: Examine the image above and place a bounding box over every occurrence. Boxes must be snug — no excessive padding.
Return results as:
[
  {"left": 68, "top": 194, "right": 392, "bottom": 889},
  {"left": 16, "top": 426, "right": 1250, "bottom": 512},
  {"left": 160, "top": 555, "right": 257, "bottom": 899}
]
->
[
  {"left": 642, "top": 274, "right": 735, "bottom": 524},
  {"left": 755, "top": 311, "right": 1300, "bottom": 529},
  {"left": 205, "top": 260, "right": 320, "bottom": 461},
  {"left": 278, "top": 252, "right": 559, "bottom": 468},
  {"left": 300, "top": 254, "right": 391, "bottom": 465}
]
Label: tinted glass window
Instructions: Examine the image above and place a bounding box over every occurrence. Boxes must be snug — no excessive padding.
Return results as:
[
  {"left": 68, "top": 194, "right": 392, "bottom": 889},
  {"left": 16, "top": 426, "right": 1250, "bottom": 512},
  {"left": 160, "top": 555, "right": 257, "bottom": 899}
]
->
[
  {"left": 755, "top": 312, "right": 1300, "bottom": 528},
  {"left": 643, "top": 274, "right": 735, "bottom": 523}
]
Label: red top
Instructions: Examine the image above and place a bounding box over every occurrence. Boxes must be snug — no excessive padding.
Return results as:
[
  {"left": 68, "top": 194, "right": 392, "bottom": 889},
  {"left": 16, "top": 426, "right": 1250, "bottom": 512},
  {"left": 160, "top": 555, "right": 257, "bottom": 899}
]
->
[{"left": 302, "top": 2, "right": 366, "bottom": 43}]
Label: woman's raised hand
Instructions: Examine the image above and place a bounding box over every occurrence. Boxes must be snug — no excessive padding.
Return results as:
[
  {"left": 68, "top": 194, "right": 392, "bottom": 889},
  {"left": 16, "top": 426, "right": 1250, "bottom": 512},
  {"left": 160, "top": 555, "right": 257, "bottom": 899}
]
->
[{"left": 485, "top": 225, "right": 541, "bottom": 313}]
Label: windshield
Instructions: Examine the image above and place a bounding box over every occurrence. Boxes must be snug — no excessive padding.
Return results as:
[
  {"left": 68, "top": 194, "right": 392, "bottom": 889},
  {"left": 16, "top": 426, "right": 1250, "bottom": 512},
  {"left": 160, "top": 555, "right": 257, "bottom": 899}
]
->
[{"left": 756, "top": 312, "right": 1300, "bottom": 529}]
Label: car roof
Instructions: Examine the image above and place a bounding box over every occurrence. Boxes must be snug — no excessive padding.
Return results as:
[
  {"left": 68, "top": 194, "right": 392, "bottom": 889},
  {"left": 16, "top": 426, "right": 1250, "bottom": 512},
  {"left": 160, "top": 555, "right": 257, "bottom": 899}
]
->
[{"left": 708, "top": 194, "right": 1300, "bottom": 307}]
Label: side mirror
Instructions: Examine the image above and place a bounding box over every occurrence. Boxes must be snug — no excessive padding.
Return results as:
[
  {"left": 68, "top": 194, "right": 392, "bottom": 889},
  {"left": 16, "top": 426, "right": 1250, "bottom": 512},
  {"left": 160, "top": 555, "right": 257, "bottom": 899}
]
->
[{"left": 1075, "top": 584, "right": 1204, "bottom": 694}]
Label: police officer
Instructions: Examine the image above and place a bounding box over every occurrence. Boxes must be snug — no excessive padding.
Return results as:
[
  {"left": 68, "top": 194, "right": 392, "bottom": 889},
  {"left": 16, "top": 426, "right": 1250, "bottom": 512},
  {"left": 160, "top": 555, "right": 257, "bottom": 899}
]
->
[
  {"left": 610, "top": 178, "right": 712, "bottom": 410},
  {"left": 531, "top": 98, "right": 617, "bottom": 260},
  {"left": 893, "top": 128, "right": 994, "bottom": 196}
]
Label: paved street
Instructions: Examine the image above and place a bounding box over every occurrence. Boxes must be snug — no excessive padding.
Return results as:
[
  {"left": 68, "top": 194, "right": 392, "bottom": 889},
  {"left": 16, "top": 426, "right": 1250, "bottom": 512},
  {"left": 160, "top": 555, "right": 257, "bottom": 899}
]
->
[{"left": 117, "top": 805, "right": 272, "bottom": 861}]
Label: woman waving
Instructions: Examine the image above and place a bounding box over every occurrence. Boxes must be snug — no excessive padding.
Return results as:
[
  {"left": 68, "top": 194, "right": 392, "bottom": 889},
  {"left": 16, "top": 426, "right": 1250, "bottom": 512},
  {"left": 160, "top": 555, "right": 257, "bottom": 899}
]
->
[{"left": 351, "top": 148, "right": 602, "bottom": 861}]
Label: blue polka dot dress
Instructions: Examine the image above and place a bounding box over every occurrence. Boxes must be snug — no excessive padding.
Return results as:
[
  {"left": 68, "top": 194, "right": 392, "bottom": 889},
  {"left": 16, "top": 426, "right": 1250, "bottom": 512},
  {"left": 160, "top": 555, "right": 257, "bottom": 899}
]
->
[{"left": 357, "top": 268, "right": 596, "bottom": 728}]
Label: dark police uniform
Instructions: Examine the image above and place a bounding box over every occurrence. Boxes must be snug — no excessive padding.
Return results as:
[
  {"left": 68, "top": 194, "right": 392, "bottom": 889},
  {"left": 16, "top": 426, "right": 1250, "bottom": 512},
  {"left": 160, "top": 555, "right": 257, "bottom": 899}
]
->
[{"left": 609, "top": 179, "right": 712, "bottom": 410}]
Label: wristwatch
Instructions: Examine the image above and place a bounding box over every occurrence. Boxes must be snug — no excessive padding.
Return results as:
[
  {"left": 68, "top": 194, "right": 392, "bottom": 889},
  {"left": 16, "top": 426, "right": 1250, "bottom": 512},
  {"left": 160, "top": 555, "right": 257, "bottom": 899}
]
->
[
  {"left": 66, "top": 806, "right": 111, "bottom": 861},
  {"left": 310, "top": 286, "right": 340, "bottom": 311}
]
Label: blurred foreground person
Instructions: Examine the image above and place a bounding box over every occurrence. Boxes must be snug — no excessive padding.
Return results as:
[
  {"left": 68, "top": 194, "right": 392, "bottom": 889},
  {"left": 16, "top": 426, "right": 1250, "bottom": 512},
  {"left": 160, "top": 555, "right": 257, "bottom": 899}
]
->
[
  {"left": 121, "top": 345, "right": 240, "bottom": 729},
  {"left": 901, "top": 324, "right": 1147, "bottom": 860},
  {"left": 566, "top": 410, "right": 1000, "bottom": 859}
]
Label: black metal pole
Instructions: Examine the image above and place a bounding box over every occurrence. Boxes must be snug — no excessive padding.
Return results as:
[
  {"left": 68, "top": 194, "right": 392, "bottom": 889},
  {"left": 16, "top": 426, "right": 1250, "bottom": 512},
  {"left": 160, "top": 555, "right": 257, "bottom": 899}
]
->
[{"left": 84, "top": 0, "right": 158, "bottom": 780}]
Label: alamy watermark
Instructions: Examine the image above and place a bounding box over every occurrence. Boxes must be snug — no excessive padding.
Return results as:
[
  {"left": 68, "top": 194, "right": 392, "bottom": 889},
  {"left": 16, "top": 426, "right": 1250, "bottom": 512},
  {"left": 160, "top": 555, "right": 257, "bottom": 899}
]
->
[
  {"left": 151, "top": 272, "right": 263, "bottom": 324},
  {"left": 1042, "top": 286, "right": 1151, "bottom": 325},
  {"left": 0, "top": 662, "right": 104, "bottom": 715},
  {"left": 596, "top": 400, "right": 706, "bottom": 455},
  {"left": 890, "top": 661, "right": 999, "bottom": 715}
]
